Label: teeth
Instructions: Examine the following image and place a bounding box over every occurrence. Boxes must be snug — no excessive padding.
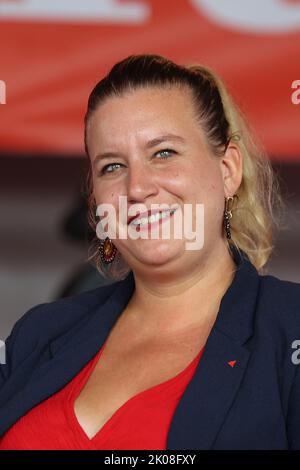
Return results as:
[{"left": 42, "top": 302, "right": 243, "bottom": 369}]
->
[{"left": 131, "top": 209, "right": 175, "bottom": 226}]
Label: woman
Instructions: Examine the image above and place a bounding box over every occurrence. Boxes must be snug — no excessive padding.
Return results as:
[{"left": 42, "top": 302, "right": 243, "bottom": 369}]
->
[{"left": 0, "top": 54, "right": 299, "bottom": 450}]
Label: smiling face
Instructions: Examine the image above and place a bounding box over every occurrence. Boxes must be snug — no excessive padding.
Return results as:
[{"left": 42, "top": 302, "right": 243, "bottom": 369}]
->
[{"left": 86, "top": 85, "right": 239, "bottom": 277}]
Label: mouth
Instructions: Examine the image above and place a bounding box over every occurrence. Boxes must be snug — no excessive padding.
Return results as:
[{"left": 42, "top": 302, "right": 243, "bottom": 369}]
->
[{"left": 127, "top": 207, "right": 178, "bottom": 228}]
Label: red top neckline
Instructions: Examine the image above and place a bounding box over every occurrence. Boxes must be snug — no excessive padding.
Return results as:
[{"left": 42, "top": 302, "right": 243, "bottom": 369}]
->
[{"left": 67, "top": 340, "right": 205, "bottom": 443}]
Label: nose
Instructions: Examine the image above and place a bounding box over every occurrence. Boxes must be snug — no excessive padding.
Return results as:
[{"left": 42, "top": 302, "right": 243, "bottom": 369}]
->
[{"left": 126, "top": 162, "right": 158, "bottom": 204}]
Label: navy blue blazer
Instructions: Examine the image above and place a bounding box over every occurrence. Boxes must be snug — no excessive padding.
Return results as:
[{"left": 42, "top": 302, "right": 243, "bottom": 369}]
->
[{"left": 1, "top": 249, "right": 300, "bottom": 450}]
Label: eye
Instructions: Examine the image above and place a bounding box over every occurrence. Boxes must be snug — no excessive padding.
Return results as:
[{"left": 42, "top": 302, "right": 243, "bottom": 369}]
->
[
  {"left": 98, "top": 148, "right": 176, "bottom": 176},
  {"left": 99, "top": 163, "right": 124, "bottom": 176},
  {"left": 154, "top": 148, "right": 176, "bottom": 159}
]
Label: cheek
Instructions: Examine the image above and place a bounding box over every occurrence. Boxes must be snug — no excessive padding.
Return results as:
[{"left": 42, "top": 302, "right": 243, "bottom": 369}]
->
[
  {"left": 186, "top": 162, "right": 225, "bottom": 227},
  {"left": 204, "top": 184, "right": 227, "bottom": 237},
  {"left": 168, "top": 169, "right": 212, "bottom": 203},
  {"left": 93, "top": 189, "right": 120, "bottom": 227},
  {"left": 159, "top": 167, "right": 194, "bottom": 198},
  {"left": 93, "top": 179, "right": 119, "bottom": 206}
]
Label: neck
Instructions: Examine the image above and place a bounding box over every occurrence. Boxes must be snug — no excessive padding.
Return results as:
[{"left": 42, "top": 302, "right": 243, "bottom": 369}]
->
[{"left": 123, "top": 242, "right": 237, "bottom": 337}]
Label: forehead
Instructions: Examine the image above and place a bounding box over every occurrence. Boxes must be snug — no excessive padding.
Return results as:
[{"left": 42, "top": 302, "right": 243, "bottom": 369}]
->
[{"left": 87, "top": 85, "right": 199, "bottom": 141}]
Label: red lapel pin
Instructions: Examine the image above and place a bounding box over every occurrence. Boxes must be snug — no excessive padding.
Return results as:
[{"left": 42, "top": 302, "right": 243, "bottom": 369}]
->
[{"left": 228, "top": 360, "right": 237, "bottom": 368}]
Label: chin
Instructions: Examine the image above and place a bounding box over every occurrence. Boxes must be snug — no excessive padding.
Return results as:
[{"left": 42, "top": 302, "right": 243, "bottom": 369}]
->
[{"left": 131, "top": 238, "right": 183, "bottom": 266}]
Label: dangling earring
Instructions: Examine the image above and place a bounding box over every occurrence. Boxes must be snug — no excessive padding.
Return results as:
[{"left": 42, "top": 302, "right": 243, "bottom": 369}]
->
[
  {"left": 99, "top": 237, "right": 117, "bottom": 264},
  {"left": 224, "top": 195, "right": 238, "bottom": 239}
]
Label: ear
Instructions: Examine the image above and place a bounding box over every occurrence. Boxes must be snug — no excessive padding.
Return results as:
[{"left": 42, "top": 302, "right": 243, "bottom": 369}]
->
[{"left": 219, "top": 143, "right": 243, "bottom": 197}]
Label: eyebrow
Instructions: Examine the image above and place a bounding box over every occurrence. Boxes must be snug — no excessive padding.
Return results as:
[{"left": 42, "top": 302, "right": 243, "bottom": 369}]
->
[{"left": 92, "top": 133, "right": 186, "bottom": 167}]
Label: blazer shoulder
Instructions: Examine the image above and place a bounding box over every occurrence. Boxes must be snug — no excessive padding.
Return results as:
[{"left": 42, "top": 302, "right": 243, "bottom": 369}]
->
[
  {"left": 257, "top": 273, "right": 300, "bottom": 335},
  {"left": 6, "top": 281, "right": 118, "bottom": 342},
  {"left": 260, "top": 273, "right": 300, "bottom": 305},
  {"left": 1, "top": 283, "right": 118, "bottom": 382}
]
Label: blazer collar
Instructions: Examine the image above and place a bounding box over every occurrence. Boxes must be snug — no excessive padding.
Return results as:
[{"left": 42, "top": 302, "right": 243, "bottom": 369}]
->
[
  {"left": 213, "top": 246, "right": 259, "bottom": 345},
  {"left": 1, "top": 246, "right": 260, "bottom": 448},
  {"left": 50, "top": 245, "right": 257, "bottom": 357},
  {"left": 49, "top": 275, "right": 135, "bottom": 358},
  {"left": 167, "top": 246, "right": 260, "bottom": 449}
]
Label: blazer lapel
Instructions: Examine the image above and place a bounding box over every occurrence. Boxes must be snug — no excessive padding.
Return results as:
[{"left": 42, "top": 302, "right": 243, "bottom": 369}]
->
[
  {"left": 167, "top": 250, "right": 260, "bottom": 449},
  {"left": 0, "top": 273, "right": 135, "bottom": 435},
  {"left": 166, "top": 329, "right": 252, "bottom": 449}
]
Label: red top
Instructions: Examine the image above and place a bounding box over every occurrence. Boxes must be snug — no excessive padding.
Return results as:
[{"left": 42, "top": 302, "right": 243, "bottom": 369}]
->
[{"left": 0, "top": 341, "right": 204, "bottom": 450}]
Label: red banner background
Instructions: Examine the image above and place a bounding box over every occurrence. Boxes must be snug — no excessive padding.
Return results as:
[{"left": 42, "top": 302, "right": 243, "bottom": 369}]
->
[{"left": 0, "top": 0, "right": 299, "bottom": 159}]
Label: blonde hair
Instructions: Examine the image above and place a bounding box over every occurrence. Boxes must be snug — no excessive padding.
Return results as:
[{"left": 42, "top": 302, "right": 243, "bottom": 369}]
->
[{"left": 84, "top": 54, "right": 284, "bottom": 279}]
